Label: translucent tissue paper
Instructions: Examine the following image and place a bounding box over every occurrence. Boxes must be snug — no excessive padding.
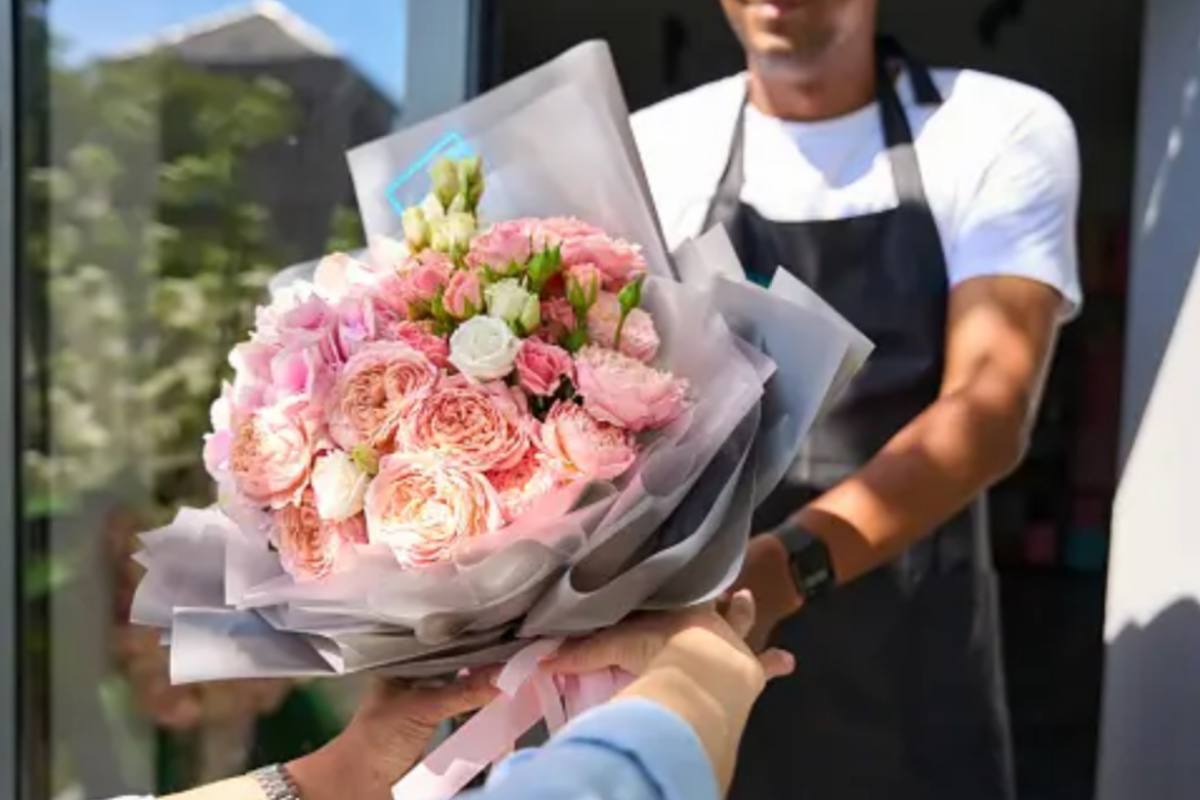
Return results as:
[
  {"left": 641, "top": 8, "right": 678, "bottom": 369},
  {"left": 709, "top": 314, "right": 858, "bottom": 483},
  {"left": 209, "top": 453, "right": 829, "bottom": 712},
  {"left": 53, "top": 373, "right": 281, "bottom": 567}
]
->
[{"left": 132, "top": 42, "right": 870, "bottom": 685}]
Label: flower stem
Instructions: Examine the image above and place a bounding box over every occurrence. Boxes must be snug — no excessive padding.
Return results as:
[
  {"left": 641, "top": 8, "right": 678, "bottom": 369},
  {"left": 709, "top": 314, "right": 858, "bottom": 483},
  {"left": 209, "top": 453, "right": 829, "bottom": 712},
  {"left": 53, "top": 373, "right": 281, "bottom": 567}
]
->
[{"left": 614, "top": 310, "right": 630, "bottom": 351}]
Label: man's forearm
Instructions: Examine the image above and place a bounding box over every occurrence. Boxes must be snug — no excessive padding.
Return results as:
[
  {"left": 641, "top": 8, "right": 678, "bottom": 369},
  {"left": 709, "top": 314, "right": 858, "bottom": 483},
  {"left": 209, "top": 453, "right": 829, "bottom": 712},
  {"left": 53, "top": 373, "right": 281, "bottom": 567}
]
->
[{"left": 797, "top": 384, "right": 1026, "bottom": 584}]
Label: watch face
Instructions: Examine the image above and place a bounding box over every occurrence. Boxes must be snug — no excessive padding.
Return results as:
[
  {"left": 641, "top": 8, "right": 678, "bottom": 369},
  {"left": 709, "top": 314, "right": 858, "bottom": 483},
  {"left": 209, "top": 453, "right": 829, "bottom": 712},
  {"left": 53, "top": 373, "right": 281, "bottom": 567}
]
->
[{"left": 783, "top": 528, "right": 834, "bottom": 599}]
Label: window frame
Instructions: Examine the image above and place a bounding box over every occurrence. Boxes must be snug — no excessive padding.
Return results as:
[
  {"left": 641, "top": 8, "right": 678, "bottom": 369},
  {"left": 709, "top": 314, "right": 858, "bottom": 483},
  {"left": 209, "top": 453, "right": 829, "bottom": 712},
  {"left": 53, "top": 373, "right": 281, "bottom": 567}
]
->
[
  {"left": 1, "top": 2, "right": 484, "bottom": 796},
  {"left": 2, "top": 0, "right": 20, "bottom": 795}
]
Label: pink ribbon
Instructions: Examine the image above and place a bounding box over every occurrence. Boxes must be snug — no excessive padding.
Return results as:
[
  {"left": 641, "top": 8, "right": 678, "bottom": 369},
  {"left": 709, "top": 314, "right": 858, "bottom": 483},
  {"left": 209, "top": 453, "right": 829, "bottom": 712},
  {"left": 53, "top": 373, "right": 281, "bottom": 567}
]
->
[{"left": 392, "top": 639, "right": 634, "bottom": 800}]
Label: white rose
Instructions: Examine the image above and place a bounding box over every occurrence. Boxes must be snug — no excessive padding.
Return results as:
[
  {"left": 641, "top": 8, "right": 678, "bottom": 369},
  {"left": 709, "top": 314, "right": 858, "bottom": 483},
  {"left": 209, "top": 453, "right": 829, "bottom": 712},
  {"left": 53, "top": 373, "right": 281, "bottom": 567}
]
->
[
  {"left": 449, "top": 315, "right": 520, "bottom": 381},
  {"left": 485, "top": 278, "right": 534, "bottom": 324},
  {"left": 311, "top": 450, "right": 369, "bottom": 521}
]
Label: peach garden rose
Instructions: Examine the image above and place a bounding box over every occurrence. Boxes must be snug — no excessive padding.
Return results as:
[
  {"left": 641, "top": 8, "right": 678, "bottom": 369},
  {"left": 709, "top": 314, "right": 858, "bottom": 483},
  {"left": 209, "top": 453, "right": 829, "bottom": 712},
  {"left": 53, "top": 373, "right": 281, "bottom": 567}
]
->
[
  {"left": 229, "top": 398, "right": 315, "bottom": 509},
  {"left": 275, "top": 488, "right": 366, "bottom": 580},
  {"left": 327, "top": 342, "right": 439, "bottom": 451},
  {"left": 400, "top": 380, "right": 529, "bottom": 472},
  {"left": 365, "top": 455, "right": 503, "bottom": 568}
]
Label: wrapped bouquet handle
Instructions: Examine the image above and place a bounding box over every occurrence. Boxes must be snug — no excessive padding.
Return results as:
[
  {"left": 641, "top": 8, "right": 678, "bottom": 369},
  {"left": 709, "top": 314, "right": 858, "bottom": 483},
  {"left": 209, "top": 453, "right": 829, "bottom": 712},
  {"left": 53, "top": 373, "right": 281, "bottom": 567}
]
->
[{"left": 394, "top": 639, "right": 635, "bottom": 800}]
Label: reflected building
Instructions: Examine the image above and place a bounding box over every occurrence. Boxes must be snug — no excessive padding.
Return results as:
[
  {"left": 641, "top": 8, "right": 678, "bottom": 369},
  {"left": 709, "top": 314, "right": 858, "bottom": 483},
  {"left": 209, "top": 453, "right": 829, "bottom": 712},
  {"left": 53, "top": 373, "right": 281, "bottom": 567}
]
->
[{"left": 113, "top": 0, "right": 398, "bottom": 261}]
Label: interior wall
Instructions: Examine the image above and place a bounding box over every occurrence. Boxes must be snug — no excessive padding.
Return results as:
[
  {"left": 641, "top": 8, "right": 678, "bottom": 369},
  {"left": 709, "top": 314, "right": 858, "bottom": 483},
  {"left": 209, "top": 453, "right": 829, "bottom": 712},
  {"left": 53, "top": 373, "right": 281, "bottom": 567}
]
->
[{"left": 1098, "top": 2, "right": 1200, "bottom": 798}]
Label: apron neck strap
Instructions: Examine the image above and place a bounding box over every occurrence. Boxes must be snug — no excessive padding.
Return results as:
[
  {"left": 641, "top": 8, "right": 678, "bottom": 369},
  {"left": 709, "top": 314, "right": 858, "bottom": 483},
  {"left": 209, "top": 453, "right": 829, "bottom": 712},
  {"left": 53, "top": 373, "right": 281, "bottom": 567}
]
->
[{"left": 704, "top": 37, "right": 943, "bottom": 233}]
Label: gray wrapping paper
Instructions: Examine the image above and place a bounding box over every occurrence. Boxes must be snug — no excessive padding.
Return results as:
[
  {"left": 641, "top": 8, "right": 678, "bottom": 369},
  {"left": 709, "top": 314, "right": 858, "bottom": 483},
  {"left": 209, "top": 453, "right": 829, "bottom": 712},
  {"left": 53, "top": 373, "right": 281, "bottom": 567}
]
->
[{"left": 131, "top": 43, "right": 870, "bottom": 683}]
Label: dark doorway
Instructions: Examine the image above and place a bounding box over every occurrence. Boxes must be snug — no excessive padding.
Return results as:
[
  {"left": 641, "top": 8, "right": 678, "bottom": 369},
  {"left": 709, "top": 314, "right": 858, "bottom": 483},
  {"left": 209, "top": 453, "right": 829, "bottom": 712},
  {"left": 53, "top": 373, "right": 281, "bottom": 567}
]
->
[{"left": 476, "top": 2, "right": 1145, "bottom": 797}]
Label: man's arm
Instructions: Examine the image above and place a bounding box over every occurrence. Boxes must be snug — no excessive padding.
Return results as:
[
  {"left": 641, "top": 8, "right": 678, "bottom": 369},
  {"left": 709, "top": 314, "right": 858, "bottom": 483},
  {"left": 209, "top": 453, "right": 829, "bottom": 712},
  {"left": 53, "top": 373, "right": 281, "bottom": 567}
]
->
[{"left": 740, "top": 275, "right": 1064, "bottom": 633}]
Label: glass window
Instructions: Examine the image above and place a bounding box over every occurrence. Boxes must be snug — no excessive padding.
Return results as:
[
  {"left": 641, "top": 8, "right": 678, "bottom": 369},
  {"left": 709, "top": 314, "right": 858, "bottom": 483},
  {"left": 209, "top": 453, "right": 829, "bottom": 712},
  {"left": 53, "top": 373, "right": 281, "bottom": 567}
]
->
[{"left": 12, "top": 1, "right": 475, "bottom": 797}]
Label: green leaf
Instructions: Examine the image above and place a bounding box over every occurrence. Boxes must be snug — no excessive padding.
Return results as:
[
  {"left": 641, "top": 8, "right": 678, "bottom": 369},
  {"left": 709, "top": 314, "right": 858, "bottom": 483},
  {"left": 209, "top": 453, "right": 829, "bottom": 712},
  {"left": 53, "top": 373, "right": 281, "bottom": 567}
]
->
[
  {"left": 618, "top": 274, "right": 646, "bottom": 313},
  {"left": 562, "top": 327, "right": 589, "bottom": 354},
  {"left": 351, "top": 445, "right": 380, "bottom": 476}
]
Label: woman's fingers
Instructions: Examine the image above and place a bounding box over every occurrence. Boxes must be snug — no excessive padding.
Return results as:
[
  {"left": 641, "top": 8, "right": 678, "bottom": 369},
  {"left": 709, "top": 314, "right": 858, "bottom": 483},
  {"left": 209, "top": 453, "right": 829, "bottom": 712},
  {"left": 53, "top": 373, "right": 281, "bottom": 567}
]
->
[
  {"left": 540, "top": 629, "right": 633, "bottom": 676},
  {"left": 419, "top": 667, "right": 502, "bottom": 718},
  {"left": 758, "top": 648, "right": 796, "bottom": 680}
]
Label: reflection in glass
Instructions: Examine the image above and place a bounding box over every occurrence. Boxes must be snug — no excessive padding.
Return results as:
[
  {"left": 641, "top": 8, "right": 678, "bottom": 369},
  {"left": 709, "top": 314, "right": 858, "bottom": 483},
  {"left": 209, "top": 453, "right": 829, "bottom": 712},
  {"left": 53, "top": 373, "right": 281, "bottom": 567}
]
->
[{"left": 19, "top": 2, "right": 402, "bottom": 796}]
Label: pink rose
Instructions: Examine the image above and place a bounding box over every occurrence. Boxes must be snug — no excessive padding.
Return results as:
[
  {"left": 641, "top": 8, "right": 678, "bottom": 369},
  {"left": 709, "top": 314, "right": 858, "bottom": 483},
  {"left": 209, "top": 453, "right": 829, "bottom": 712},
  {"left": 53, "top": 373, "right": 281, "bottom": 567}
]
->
[
  {"left": 365, "top": 455, "right": 503, "bottom": 568},
  {"left": 400, "top": 249, "right": 452, "bottom": 305},
  {"left": 400, "top": 381, "right": 529, "bottom": 471},
  {"left": 561, "top": 234, "right": 647, "bottom": 290},
  {"left": 539, "top": 297, "right": 577, "bottom": 344},
  {"left": 574, "top": 346, "right": 689, "bottom": 432},
  {"left": 586, "top": 292, "right": 661, "bottom": 362},
  {"left": 465, "top": 220, "right": 533, "bottom": 271},
  {"left": 328, "top": 342, "right": 439, "bottom": 450},
  {"left": 382, "top": 319, "right": 450, "bottom": 368},
  {"left": 443, "top": 269, "right": 484, "bottom": 319},
  {"left": 274, "top": 489, "right": 365, "bottom": 580},
  {"left": 527, "top": 216, "right": 605, "bottom": 250},
  {"left": 230, "top": 399, "right": 315, "bottom": 508},
  {"left": 371, "top": 270, "right": 414, "bottom": 318},
  {"left": 486, "top": 448, "right": 563, "bottom": 522},
  {"left": 540, "top": 400, "right": 637, "bottom": 481},
  {"left": 515, "top": 338, "right": 574, "bottom": 396}
]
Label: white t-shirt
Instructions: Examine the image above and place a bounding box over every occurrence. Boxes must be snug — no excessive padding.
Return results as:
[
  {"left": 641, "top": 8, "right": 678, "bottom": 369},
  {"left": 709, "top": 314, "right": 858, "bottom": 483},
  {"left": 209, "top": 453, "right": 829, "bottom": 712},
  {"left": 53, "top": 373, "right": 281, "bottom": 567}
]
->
[{"left": 632, "top": 68, "right": 1082, "bottom": 316}]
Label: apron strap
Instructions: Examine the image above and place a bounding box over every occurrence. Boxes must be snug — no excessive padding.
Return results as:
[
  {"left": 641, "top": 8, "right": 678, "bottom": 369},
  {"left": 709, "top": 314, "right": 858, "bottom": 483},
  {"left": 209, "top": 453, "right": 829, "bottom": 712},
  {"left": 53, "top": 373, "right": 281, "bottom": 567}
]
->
[
  {"left": 701, "top": 93, "right": 750, "bottom": 233},
  {"left": 875, "top": 38, "right": 941, "bottom": 206}
]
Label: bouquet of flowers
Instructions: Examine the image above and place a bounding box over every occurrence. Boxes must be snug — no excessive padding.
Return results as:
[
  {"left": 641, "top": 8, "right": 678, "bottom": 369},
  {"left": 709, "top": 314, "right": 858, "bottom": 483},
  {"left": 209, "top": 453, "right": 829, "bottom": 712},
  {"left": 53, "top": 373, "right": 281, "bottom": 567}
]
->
[
  {"left": 206, "top": 155, "right": 688, "bottom": 578},
  {"left": 132, "top": 42, "right": 870, "bottom": 798}
]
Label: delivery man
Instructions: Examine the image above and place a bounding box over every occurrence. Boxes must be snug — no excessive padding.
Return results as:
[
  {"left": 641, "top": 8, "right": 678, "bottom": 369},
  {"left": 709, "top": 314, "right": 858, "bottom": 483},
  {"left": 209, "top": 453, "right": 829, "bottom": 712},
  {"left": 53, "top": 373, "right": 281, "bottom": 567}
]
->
[{"left": 632, "top": 1, "right": 1081, "bottom": 798}]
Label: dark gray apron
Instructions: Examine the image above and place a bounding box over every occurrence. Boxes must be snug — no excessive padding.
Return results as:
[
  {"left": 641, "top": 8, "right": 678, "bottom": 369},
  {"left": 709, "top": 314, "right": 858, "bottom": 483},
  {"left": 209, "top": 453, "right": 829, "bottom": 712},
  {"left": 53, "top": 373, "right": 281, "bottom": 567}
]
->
[{"left": 710, "top": 41, "right": 1016, "bottom": 800}]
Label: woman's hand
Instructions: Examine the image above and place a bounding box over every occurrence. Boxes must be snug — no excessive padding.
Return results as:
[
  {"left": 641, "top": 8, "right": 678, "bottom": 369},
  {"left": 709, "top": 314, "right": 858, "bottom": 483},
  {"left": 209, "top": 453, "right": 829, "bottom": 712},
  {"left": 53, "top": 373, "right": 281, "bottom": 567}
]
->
[
  {"left": 541, "top": 591, "right": 794, "bottom": 794},
  {"left": 541, "top": 590, "right": 794, "bottom": 679},
  {"left": 287, "top": 670, "right": 499, "bottom": 800}
]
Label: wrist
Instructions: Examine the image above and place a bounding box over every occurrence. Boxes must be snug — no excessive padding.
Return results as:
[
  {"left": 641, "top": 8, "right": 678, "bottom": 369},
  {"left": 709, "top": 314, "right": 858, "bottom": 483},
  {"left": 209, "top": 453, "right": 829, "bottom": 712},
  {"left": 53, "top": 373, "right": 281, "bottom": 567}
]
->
[
  {"left": 755, "top": 534, "right": 806, "bottom": 618},
  {"left": 770, "top": 518, "right": 836, "bottom": 604},
  {"left": 620, "top": 640, "right": 761, "bottom": 793},
  {"left": 288, "top": 705, "right": 434, "bottom": 800},
  {"left": 285, "top": 734, "right": 388, "bottom": 800}
]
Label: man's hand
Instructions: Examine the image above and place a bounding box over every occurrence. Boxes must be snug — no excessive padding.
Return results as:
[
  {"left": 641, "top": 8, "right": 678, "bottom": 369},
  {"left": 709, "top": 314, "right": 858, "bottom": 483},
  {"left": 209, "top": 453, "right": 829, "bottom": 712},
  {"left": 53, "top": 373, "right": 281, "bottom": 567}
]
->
[
  {"left": 288, "top": 671, "right": 499, "bottom": 800},
  {"left": 730, "top": 535, "right": 803, "bottom": 651}
]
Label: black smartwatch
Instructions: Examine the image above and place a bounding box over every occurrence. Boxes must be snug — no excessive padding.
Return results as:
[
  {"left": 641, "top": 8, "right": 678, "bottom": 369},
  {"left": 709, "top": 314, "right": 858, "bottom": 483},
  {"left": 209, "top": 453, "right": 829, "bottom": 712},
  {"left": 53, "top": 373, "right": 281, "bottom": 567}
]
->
[{"left": 771, "top": 519, "right": 836, "bottom": 602}]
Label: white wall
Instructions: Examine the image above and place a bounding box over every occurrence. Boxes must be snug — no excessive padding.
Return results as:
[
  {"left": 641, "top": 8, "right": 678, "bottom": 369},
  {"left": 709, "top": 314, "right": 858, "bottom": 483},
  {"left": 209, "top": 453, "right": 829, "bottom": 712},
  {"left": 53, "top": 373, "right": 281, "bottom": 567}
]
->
[{"left": 1098, "top": 3, "right": 1200, "bottom": 799}]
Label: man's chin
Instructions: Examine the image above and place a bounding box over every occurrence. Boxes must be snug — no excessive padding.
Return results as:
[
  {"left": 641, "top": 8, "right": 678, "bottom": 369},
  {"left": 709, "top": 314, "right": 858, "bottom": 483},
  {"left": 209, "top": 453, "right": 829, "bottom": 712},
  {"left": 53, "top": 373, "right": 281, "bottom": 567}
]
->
[{"left": 750, "top": 46, "right": 830, "bottom": 80}]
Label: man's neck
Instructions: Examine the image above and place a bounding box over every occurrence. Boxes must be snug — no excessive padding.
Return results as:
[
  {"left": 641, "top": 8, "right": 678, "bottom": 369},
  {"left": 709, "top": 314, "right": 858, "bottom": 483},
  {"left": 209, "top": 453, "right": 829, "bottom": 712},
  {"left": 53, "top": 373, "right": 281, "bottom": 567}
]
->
[{"left": 746, "top": 40, "right": 877, "bottom": 122}]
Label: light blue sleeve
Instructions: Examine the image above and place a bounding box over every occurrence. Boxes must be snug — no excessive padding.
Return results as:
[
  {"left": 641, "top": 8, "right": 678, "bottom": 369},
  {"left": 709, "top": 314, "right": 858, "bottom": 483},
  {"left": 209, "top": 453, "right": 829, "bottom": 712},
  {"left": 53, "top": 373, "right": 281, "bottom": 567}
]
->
[{"left": 464, "top": 698, "right": 720, "bottom": 800}]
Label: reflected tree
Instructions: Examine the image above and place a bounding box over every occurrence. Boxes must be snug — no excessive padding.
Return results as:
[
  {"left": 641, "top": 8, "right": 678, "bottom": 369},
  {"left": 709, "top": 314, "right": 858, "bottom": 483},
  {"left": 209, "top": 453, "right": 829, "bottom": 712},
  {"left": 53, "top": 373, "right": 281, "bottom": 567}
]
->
[{"left": 21, "top": 47, "right": 346, "bottom": 795}]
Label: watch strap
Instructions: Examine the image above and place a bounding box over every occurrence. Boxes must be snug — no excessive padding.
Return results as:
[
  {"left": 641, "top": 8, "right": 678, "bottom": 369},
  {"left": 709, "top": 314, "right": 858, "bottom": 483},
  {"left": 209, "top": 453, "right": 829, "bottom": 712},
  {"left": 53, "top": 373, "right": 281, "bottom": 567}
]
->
[
  {"left": 773, "top": 519, "right": 836, "bottom": 601},
  {"left": 252, "top": 764, "right": 303, "bottom": 800}
]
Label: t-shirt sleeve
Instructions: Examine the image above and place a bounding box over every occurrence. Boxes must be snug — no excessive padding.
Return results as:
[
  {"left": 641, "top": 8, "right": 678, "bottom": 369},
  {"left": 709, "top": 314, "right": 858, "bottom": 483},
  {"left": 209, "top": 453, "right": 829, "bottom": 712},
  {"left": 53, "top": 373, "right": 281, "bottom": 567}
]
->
[{"left": 947, "top": 96, "right": 1082, "bottom": 319}]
